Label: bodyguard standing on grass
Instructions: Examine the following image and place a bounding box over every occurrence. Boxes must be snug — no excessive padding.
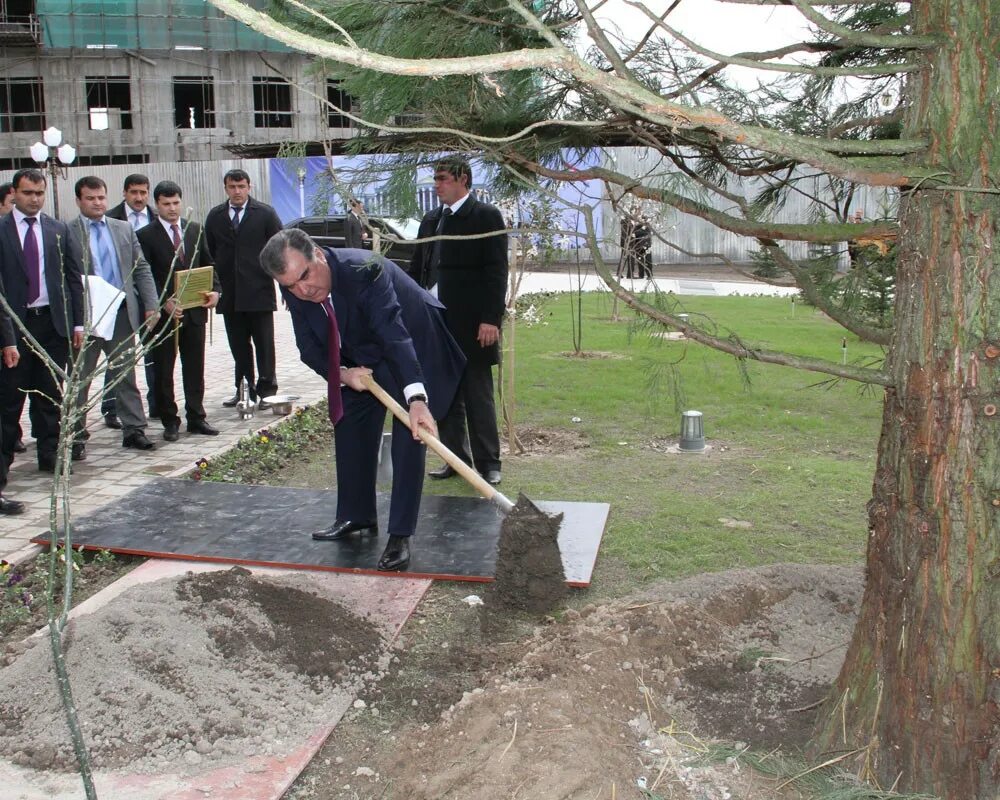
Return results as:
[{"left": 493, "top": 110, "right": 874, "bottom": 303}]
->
[
  {"left": 205, "top": 169, "right": 283, "bottom": 409},
  {"left": 411, "top": 156, "right": 508, "bottom": 487}
]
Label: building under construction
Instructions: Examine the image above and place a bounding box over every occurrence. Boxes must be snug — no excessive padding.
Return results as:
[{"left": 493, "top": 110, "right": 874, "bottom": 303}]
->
[{"left": 0, "top": 0, "right": 354, "bottom": 169}]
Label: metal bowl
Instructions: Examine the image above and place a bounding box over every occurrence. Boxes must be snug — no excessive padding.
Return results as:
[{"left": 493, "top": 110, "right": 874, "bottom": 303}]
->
[{"left": 262, "top": 394, "right": 300, "bottom": 416}]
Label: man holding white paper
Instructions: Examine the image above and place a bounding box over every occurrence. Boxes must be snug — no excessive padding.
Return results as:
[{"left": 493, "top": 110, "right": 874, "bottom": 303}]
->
[{"left": 68, "top": 175, "right": 159, "bottom": 456}]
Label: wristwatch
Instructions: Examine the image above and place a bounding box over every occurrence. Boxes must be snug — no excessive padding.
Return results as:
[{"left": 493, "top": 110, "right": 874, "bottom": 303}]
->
[{"left": 407, "top": 393, "right": 427, "bottom": 406}]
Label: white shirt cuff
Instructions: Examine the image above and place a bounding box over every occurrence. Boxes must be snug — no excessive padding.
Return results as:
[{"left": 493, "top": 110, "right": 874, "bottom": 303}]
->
[{"left": 403, "top": 382, "right": 427, "bottom": 403}]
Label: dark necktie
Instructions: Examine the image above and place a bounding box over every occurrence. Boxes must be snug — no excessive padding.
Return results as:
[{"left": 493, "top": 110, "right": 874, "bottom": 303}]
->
[
  {"left": 431, "top": 207, "right": 452, "bottom": 269},
  {"left": 322, "top": 297, "right": 343, "bottom": 425},
  {"left": 231, "top": 206, "right": 243, "bottom": 231},
  {"left": 171, "top": 223, "right": 185, "bottom": 266},
  {"left": 22, "top": 217, "right": 40, "bottom": 304}
]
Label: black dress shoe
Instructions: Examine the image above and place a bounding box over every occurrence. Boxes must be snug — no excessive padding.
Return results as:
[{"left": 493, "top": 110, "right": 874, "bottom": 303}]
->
[
  {"left": 312, "top": 519, "right": 378, "bottom": 541},
  {"left": 163, "top": 424, "right": 180, "bottom": 442},
  {"left": 482, "top": 469, "right": 502, "bottom": 486},
  {"left": 221, "top": 395, "right": 239, "bottom": 408},
  {"left": 377, "top": 535, "right": 411, "bottom": 571},
  {"left": 71, "top": 442, "right": 87, "bottom": 461},
  {"left": 104, "top": 413, "right": 123, "bottom": 430},
  {"left": 122, "top": 432, "right": 155, "bottom": 450},
  {"left": 256, "top": 399, "right": 272, "bottom": 411},
  {"left": 0, "top": 496, "right": 25, "bottom": 515},
  {"left": 429, "top": 465, "right": 457, "bottom": 480},
  {"left": 187, "top": 420, "right": 219, "bottom": 436},
  {"left": 13, "top": 438, "right": 26, "bottom": 453}
]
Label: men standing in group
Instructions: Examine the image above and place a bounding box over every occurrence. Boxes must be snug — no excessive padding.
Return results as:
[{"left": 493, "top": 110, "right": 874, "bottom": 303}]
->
[
  {"left": 259, "top": 229, "right": 465, "bottom": 571},
  {"left": 410, "top": 156, "right": 507, "bottom": 486},
  {"left": 0, "top": 169, "right": 84, "bottom": 476},
  {"left": 137, "top": 180, "right": 220, "bottom": 442},
  {"left": 67, "top": 176, "right": 160, "bottom": 459},
  {"left": 204, "top": 169, "right": 282, "bottom": 408},
  {"left": 106, "top": 173, "right": 157, "bottom": 427},
  {"left": 344, "top": 198, "right": 367, "bottom": 249}
]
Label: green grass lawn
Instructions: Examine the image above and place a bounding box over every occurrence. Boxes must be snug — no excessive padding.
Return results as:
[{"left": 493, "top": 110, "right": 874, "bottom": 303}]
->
[{"left": 285, "top": 290, "right": 885, "bottom": 592}]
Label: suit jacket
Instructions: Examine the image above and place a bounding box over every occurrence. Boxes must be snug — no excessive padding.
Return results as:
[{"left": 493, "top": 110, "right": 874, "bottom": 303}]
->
[
  {"left": 281, "top": 249, "right": 466, "bottom": 420},
  {"left": 0, "top": 273, "right": 14, "bottom": 349},
  {"left": 67, "top": 215, "right": 159, "bottom": 332},
  {"left": 136, "top": 219, "right": 218, "bottom": 325},
  {"left": 344, "top": 212, "right": 364, "bottom": 249},
  {"left": 203, "top": 195, "right": 282, "bottom": 314},
  {"left": 0, "top": 212, "right": 84, "bottom": 339},
  {"left": 107, "top": 202, "right": 157, "bottom": 229},
  {"left": 410, "top": 194, "right": 508, "bottom": 365}
]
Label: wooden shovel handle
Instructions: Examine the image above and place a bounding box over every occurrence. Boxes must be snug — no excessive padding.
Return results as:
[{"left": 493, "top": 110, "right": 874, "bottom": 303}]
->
[{"left": 361, "top": 374, "right": 515, "bottom": 514}]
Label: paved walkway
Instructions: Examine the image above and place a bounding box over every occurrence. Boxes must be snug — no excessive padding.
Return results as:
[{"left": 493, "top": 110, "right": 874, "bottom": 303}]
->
[{"left": 0, "top": 271, "right": 797, "bottom": 562}]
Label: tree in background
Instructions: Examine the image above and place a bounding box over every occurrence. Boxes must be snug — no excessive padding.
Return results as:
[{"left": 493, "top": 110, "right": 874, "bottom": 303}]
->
[{"left": 211, "top": 0, "right": 1000, "bottom": 795}]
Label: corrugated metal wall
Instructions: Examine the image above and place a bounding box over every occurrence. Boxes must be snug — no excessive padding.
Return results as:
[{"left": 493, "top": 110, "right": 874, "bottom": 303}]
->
[
  {"left": 598, "top": 147, "right": 898, "bottom": 266},
  {"left": 46, "top": 158, "right": 271, "bottom": 223}
]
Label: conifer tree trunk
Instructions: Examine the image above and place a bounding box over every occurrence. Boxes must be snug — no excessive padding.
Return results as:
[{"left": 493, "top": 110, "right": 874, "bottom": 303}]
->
[{"left": 813, "top": 3, "right": 1000, "bottom": 797}]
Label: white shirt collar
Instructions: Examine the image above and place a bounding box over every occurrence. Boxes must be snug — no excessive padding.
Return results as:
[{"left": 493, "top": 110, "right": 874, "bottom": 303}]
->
[
  {"left": 12, "top": 207, "right": 37, "bottom": 226},
  {"left": 445, "top": 192, "right": 470, "bottom": 214}
]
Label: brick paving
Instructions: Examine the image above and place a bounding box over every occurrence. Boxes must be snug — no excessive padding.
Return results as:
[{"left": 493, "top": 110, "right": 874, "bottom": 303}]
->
[{"left": 0, "top": 310, "right": 327, "bottom": 562}]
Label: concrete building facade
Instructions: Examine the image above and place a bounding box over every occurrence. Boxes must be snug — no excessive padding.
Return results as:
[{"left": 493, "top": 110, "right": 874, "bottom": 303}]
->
[{"left": 0, "top": 0, "right": 353, "bottom": 169}]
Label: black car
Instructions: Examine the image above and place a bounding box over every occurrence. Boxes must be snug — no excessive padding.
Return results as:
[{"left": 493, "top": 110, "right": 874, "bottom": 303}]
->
[{"left": 284, "top": 215, "right": 419, "bottom": 273}]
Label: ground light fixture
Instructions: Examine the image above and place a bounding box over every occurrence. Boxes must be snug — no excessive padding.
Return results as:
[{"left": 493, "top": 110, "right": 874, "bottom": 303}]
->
[{"left": 679, "top": 410, "right": 706, "bottom": 452}]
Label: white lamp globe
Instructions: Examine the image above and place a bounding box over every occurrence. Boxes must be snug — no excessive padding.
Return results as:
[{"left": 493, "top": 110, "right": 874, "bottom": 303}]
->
[{"left": 42, "top": 126, "right": 63, "bottom": 147}]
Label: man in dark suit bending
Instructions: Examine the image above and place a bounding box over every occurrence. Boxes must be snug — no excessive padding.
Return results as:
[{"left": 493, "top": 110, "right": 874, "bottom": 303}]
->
[
  {"left": 260, "top": 228, "right": 465, "bottom": 572},
  {"left": 137, "top": 181, "right": 220, "bottom": 442}
]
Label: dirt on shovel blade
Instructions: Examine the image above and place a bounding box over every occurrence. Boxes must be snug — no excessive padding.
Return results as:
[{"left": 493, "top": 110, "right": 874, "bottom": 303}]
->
[{"left": 490, "top": 493, "right": 566, "bottom": 613}]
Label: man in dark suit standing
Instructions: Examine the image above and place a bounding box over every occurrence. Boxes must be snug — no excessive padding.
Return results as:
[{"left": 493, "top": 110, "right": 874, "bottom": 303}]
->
[
  {"left": 106, "top": 172, "right": 157, "bottom": 426},
  {"left": 410, "top": 156, "right": 507, "bottom": 486},
  {"left": 344, "top": 198, "right": 367, "bottom": 249},
  {"left": 137, "top": 181, "right": 220, "bottom": 442},
  {"left": 259, "top": 229, "right": 465, "bottom": 571},
  {"left": 67, "top": 176, "right": 160, "bottom": 457},
  {"left": 204, "top": 169, "right": 282, "bottom": 408},
  {"left": 0, "top": 168, "right": 85, "bottom": 474}
]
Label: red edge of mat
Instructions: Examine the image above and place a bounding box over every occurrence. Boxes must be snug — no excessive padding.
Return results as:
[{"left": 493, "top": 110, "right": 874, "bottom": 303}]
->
[{"left": 29, "top": 537, "right": 593, "bottom": 587}]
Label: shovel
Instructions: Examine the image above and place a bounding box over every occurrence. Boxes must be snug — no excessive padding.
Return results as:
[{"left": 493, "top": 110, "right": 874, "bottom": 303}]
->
[{"left": 361, "top": 374, "right": 515, "bottom": 513}]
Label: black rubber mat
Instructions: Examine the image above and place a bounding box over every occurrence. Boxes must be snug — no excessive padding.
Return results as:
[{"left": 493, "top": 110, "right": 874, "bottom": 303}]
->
[{"left": 32, "top": 478, "right": 609, "bottom": 585}]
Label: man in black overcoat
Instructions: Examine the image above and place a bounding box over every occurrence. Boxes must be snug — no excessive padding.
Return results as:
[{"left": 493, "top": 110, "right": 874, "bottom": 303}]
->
[
  {"left": 204, "top": 169, "right": 283, "bottom": 407},
  {"left": 409, "top": 157, "right": 507, "bottom": 485}
]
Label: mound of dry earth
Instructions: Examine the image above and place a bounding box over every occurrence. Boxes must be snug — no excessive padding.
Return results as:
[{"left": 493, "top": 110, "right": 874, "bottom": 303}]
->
[
  {"left": 292, "top": 563, "right": 863, "bottom": 799},
  {"left": 0, "top": 567, "right": 387, "bottom": 775}
]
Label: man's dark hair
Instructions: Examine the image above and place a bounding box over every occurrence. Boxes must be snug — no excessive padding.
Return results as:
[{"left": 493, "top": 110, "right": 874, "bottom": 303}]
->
[
  {"left": 153, "top": 180, "right": 183, "bottom": 202},
  {"left": 74, "top": 175, "right": 107, "bottom": 198},
  {"left": 12, "top": 168, "right": 47, "bottom": 189},
  {"left": 0, "top": 182, "right": 13, "bottom": 204},
  {"left": 123, "top": 173, "right": 150, "bottom": 191},
  {"left": 259, "top": 228, "right": 315, "bottom": 278},
  {"left": 434, "top": 156, "right": 473, "bottom": 189},
  {"left": 224, "top": 169, "right": 251, "bottom": 185}
]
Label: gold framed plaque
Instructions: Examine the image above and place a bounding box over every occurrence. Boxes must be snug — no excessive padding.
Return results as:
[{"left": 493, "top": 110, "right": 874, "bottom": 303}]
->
[{"left": 173, "top": 266, "right": 215, "bottom": 310}]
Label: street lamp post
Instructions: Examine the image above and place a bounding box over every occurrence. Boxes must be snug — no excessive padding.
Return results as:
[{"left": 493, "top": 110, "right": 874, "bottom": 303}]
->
[{"left": 29, "top": 126, "right": 76, "bottom": 219}]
